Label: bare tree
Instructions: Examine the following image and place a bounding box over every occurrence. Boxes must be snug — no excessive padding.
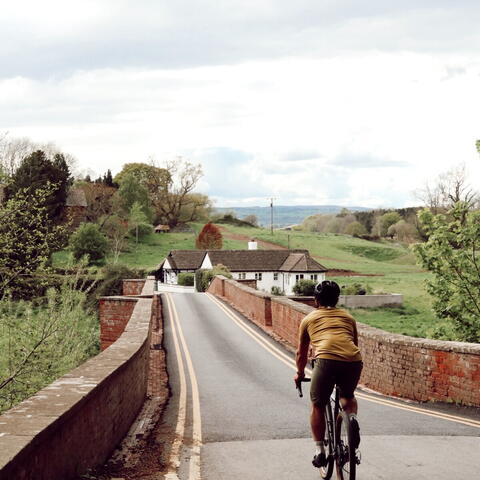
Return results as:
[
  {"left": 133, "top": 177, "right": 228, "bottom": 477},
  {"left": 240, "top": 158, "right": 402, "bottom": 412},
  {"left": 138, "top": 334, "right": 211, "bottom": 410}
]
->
[{"left": 416, "top": 163, "right": 477, "bottom": 213}]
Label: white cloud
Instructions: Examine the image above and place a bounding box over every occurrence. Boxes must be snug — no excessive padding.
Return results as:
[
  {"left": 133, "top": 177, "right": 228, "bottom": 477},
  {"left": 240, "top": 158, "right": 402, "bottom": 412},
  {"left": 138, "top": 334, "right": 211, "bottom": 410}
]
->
[{"left": 1, "top": 3, "right": 480, "bottom": 208}]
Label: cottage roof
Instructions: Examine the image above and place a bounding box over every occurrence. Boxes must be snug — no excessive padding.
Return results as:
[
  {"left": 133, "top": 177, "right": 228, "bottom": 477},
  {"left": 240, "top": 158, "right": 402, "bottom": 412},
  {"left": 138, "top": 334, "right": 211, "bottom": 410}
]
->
[
  {"left": 159, "top": 249, "right": 327, "bottom": 273},
  {"left": 207, "top": 249, "right": 327, "bottom": 272},
  {"left": 66, "top": 188, "right": 87, "bottom": 207},
  {"left": 159, "top": 250, "right": 207, "bottom": 271}
]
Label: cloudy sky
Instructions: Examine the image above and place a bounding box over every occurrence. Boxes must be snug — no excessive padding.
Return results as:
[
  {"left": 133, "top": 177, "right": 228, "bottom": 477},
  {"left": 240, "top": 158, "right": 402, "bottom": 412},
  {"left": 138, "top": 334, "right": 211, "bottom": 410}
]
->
[{"left": 1, "top": 1, "right": 480, "bottom": 208}]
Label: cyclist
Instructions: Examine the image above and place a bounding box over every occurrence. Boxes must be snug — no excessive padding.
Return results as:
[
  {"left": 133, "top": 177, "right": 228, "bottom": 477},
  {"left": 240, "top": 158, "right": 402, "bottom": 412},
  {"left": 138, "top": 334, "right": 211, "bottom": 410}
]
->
[{"left": 294, "top": 280, "right": 363, "bottom": 468}]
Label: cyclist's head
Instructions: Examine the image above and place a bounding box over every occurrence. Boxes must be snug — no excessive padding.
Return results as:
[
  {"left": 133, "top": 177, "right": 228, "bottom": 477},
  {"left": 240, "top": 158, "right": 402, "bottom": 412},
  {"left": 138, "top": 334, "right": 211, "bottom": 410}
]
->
[{"left": 314, "top": 280, "right": 340, "bottom": 307}]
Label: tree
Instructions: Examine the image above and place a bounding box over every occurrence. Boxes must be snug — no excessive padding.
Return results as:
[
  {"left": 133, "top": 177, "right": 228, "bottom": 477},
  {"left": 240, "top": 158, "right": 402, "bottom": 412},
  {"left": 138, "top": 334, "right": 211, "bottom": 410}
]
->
[
  {"left": 79, "top": 182, "right": 116, "bottom": 222},
  {"left": 373, "top": 211, "right": 402, "bottom": 237},
  {"left": 413, "top": 203, "right": 480, "bottom": 342},
  {"left": 115, "top": 173, "right": 152, "bottom": 220},
  {"left": 0, "top": 184, "right": 68, "bottom": 295},
  {"left": 196, "top": 222, "right": 223, "bottom": 249},
  {"left": 129, "top": 201, "right": 152, "bottom": 244},
  {"left": 8, "top": 150, "right": 72, "bottom": 220},
  {"left": 69, "top": 223, "right": 109, "bottom": 264},
  {"left": 387, "top": 220, "right": 418, "bottom": 243},
  {"left": 100, "top": 215, "right": 129, "bottom": 263},
  {"left": 156, "top": 157, "right": 203, "bottom": 227},
  {"left": 178, "top": 193, "right": 213, "bottom": 224},
  {"left": 416, "top": 163, "right": 477, "bottom": 213},
  {"left": 243, "top": 214, "right": 259, "bottom": 227},
  {"left": 344, "top": 221, "right": 367, "bottom": 237}
]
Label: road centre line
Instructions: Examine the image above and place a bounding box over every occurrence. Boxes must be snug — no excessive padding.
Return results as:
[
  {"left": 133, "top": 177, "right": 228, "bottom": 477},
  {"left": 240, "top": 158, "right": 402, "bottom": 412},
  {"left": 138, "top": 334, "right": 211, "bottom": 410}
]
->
[
  {"left": 164, "top": 293, "right": 187, "bottom": 480},
  {"left": 205, "top": 293, "right": 480, "bottom": 429},
  {"left": 167, "top": 293, "right": 203, "bottom": 480}
]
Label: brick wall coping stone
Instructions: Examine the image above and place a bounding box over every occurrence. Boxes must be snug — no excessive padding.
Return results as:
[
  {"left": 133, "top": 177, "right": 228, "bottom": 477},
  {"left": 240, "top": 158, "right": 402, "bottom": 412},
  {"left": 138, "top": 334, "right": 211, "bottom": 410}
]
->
[
  {"left": 357, "top": 322, "right": 480, "bottom": 355},
  {"left": 0, "top": 296, "right": 153, "bottom": 479},
  {"left": 271, "top": 295, "right": 314, "bottom": 315},
  {"left": 142, "top": 277, "right": 156, "bottom": 296},
  {"left": 100, "top": 296, "right": 139, "bottom": 301}
]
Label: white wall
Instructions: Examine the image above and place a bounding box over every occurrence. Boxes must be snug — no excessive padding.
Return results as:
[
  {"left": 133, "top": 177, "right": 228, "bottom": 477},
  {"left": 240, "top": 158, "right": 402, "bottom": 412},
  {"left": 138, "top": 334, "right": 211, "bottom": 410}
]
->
[{"left": 232, "top": 271, "right": 326, "bottom": 295}]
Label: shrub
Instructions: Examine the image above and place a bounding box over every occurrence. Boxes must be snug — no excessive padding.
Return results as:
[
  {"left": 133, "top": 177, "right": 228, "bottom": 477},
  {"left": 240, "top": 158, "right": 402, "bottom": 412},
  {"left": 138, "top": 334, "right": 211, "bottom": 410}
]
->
[
  {"left": 341, "top": 283, "right": 372, "bottom": 295},
  {"left": 91, "top": 263, "right": 146, "bottom": 301},
  {"left": 178, "top": 273, "right": 194, "bottom": 286},
  {"left": 195, "top": 264, "right": 232, "bottom": 292},
  {"left": 129, "top": 222, "right": 153, "bottom": 240},
  {"left": 271, "top": 286, "right": 284, "bottom": 296},
  {"left": 292, "top": 279, "right": 316, "bottom": 296},
  {"left": 69, "top": 223, "right": 109, "bottom": 264}
]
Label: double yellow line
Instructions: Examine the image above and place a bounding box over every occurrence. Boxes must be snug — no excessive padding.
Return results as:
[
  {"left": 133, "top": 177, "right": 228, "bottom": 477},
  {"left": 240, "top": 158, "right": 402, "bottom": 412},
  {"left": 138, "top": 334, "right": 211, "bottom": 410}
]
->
[
  {"left": 164, "top": 293, "right": 202, "bottom": 480},
  {"left": 206, "top": 293, "right": 480, "bottom": 430}
]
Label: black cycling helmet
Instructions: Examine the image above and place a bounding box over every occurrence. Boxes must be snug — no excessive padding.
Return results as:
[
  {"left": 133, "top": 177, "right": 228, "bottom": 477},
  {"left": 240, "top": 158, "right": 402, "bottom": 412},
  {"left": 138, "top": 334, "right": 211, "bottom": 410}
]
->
[{"left": 314, "top": 280, "right": 340, "bottom": 307}]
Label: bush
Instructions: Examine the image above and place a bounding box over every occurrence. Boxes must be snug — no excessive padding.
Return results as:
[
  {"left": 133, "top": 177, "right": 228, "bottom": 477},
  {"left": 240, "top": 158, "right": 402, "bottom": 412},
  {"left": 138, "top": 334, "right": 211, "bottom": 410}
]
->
[
  {"left": 178, "top": 273, "right": 194, "bottom": 286},
  {"left": 341, "top": 283, "right": 372, "bottom": 295},
  {"left": 195, "top": 264, "right": 232, "bottom": 292},
  {"left": 69, "top": 223, "right": 109, "bottom": 264},
  {"left": 292, "top": 279, "right": 316, "bottom": 296},
  {"left": 271, "top": 286, "right": 284, "bottom": 296},
  {"left": 91, "top": 263, "right": 146, "bottom": 301}
]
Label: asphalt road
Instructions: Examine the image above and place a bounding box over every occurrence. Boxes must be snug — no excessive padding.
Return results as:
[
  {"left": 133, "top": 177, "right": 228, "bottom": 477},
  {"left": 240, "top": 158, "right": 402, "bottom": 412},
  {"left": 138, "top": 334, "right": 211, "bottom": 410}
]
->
[{"left": 161, "top": 292, "right": 480, "bottom": 480}]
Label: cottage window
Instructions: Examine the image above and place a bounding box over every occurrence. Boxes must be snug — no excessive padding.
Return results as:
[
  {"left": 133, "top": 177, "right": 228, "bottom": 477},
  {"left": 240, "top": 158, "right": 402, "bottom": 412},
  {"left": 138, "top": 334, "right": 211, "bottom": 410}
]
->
[
  {"left": 310, "top": 274, "right": 318, "bottom": 281},
  {"left": 238, "top": 272, "right": 246, "bottom": 280},
  {"left": 273, "top": 272, "right": 279, "bottom": 281},
  {"left": 255, "top": 273, "right": 263, "bottom": 281},
  {"left": 295, "top": 274, "right": 304, "bottom": 282}
]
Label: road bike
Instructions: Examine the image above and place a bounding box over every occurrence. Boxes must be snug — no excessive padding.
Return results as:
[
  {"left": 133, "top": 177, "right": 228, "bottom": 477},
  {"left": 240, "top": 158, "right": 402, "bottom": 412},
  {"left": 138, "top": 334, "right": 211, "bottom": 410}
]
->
[{"left": 296, "top": 377, "right": 361, "bottom": 480}]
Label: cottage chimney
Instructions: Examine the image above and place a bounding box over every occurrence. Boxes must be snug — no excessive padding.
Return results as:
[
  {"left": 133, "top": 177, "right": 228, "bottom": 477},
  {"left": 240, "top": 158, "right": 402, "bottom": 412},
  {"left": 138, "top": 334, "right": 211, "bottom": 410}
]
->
[{"left": 248, "top": 239, "right": 258, "bottom": 250}]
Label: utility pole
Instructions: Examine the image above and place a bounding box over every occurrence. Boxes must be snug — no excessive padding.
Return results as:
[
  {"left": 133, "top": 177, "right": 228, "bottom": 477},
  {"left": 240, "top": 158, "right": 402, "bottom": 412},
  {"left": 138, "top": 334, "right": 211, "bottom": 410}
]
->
[{"left": 269, "top": 197, "right": 275, "bottom": 235}]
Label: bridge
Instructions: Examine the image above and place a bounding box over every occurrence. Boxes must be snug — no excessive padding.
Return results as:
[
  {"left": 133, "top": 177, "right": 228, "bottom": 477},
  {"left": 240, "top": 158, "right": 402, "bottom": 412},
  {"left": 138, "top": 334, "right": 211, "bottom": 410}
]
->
[{"left": 0, "top": 277, "right": 479, "bottom": 479}]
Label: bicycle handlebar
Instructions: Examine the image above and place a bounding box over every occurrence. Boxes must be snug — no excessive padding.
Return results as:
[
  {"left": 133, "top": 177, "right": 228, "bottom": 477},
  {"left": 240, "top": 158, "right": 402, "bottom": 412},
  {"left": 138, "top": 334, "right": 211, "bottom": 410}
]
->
[{"left": 295, "top": 377, "right": 311, "bottom": 398}]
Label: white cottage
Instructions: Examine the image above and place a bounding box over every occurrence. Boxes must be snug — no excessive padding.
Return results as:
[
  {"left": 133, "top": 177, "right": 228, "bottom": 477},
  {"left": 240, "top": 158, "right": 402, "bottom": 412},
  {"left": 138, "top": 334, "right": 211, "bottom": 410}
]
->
[{"left": 156, "top": 242, "right": 327, "bottom": 295}]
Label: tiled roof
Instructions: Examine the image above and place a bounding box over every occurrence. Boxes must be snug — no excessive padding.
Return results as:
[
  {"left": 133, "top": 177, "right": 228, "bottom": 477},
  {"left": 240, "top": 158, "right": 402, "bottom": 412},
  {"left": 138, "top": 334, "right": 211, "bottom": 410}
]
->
[
  {"left": 161, "top": 250, "right": 207, "bottom": 270},
  {"left": 66, "top": 188, "right": 87, "bottom": 207}
]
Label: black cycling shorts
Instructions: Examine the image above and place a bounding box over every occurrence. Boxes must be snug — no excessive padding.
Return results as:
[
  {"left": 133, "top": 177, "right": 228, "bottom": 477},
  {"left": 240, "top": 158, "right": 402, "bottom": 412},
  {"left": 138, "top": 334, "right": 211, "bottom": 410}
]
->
[{"left": 310, "top": 358, "right": 363, "bottom": 407}]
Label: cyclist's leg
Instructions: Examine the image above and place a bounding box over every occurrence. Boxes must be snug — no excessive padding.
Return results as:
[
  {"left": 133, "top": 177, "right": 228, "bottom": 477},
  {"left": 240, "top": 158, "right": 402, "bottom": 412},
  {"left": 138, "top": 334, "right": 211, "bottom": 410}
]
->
[
  {"left": 310, "top": 359, "right": 336, "bottom": 440},
  {"left": 337, "top": 361, "right": 362, "bottom": 413}
]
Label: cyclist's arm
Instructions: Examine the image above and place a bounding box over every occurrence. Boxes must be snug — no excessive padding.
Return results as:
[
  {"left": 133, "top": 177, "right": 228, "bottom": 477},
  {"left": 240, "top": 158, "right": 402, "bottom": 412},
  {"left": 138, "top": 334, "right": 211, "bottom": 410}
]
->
[{"left": 295, "top": 326, "right": 310, "bottom": 378}]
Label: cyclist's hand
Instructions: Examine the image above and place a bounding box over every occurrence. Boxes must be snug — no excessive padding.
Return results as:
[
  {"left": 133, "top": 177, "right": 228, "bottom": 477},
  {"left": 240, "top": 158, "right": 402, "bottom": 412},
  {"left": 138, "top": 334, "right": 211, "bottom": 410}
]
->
[{"left": 294, "top": 371, "right": 305, "bottom": 387}]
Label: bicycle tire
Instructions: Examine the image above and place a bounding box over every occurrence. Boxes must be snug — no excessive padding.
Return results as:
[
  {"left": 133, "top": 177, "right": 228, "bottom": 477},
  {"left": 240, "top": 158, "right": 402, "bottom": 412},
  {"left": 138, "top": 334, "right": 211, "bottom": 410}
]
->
[
  {"left": 319, "top": 402, "right": 334, "bottom": 479},
  {"left": 335, "top": 412, "right": 356, "bottom": 480}
]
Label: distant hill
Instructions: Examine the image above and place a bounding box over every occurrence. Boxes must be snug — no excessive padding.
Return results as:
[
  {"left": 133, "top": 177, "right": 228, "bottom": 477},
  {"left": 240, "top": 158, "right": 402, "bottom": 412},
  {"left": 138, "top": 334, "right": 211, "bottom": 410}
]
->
[{"left": 214, "top": 205, "right": 371, "bottom": 228}]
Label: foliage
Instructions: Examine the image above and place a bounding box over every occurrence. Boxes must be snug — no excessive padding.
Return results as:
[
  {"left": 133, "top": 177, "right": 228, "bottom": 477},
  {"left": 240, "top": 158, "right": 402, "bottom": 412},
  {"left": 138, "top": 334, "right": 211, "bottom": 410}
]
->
[
  {"left": 212, "top": 213, "right": 256, "bottom": 227},
  {"left": 0, "top": 184, "right": 68, "bottom": 296},
  {"left": 195, "top": 264, "right": 232, "bottom": 292},
  {"left": 69, "top": 223, "right": 109, "bottom": 264},
  {"left": 91, "top": 263, "right": 146, "bottom": 300},
  {"left": 387, "top": 220, "right": 419, "bottom": 243},
  {"left": 413, "top": 203, "right": 480, "bottom": 342},
  {"left": 7, "top": 150, "right": 72, "bottom": 220},
  {"left": 243, "top": 214, "right": 259, "bottom": 227},
  {"left": 178, "top": 273, "right": 194, "bottom": 286},
  {"left": 0, "top": 269, "right": 99, "bottom": 413},
  {"left": 114, "top": 162, "right": 170, "bottom": 197},
  {"left": 344, "top": 221, "right": 367, "bottom": 237},
  {"left": 292, "top": 279, "right": 316, "bottom": 296},
  {"left": 129, "top": 201, "right": 153, "bottom": 243},
  {"left": 195, "top": 222, "right": 223, "bottom": 249},
  {"left": 115, "top": 173, "right": 152, "bottom": 221},
  {"left": 100, "top": 215, "right": 129, "bottom": 263},
  {"left": 271, "top": 286, "right": 284, "bottom": 296},
  {"left": 341, "top": 283, "right": 372, "bottom": 295},
  {"left": 338, "top": 244, "right": 403, "bottom": 262},
  {"left": 373, "top": 212, "right": 402, "bottom": 237}
]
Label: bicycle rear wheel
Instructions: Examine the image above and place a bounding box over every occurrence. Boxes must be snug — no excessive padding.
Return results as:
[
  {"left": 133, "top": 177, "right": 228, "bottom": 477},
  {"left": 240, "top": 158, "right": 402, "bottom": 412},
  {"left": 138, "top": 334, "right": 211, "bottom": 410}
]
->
[
  {"left": 335, "top": 412, "right": 356, "bottom": 480},
  {"left": 319, "top": 402, "right": 334, "bottom": 479}
]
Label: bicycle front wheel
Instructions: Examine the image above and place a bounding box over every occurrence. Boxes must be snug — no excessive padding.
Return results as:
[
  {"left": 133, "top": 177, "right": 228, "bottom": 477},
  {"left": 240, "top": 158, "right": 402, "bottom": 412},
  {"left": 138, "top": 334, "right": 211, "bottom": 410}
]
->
[
  {"left": 335, "top": 412, "right": 356, "bottom": 480},
  {"left": 319, "top": 402, "right": 334, "bottom": 479}
]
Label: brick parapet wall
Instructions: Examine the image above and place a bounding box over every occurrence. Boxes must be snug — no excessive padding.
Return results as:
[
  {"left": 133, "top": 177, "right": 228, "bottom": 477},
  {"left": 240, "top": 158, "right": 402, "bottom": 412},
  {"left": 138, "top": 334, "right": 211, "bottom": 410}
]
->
[
  {"left": 0, "top": 296, "right": 154, "bottom": 480},
  {"left": 208, "top": 275, "right": 480, "bottom": 406},
  {"left": 122, "top": 279, "right": 146, "bottom": 296},
  {"left": 100, "top": 297, "right": 138, "bottom": 350},
  {"left": 289, "top": 294, "right": 403, "bottom": 309}
]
